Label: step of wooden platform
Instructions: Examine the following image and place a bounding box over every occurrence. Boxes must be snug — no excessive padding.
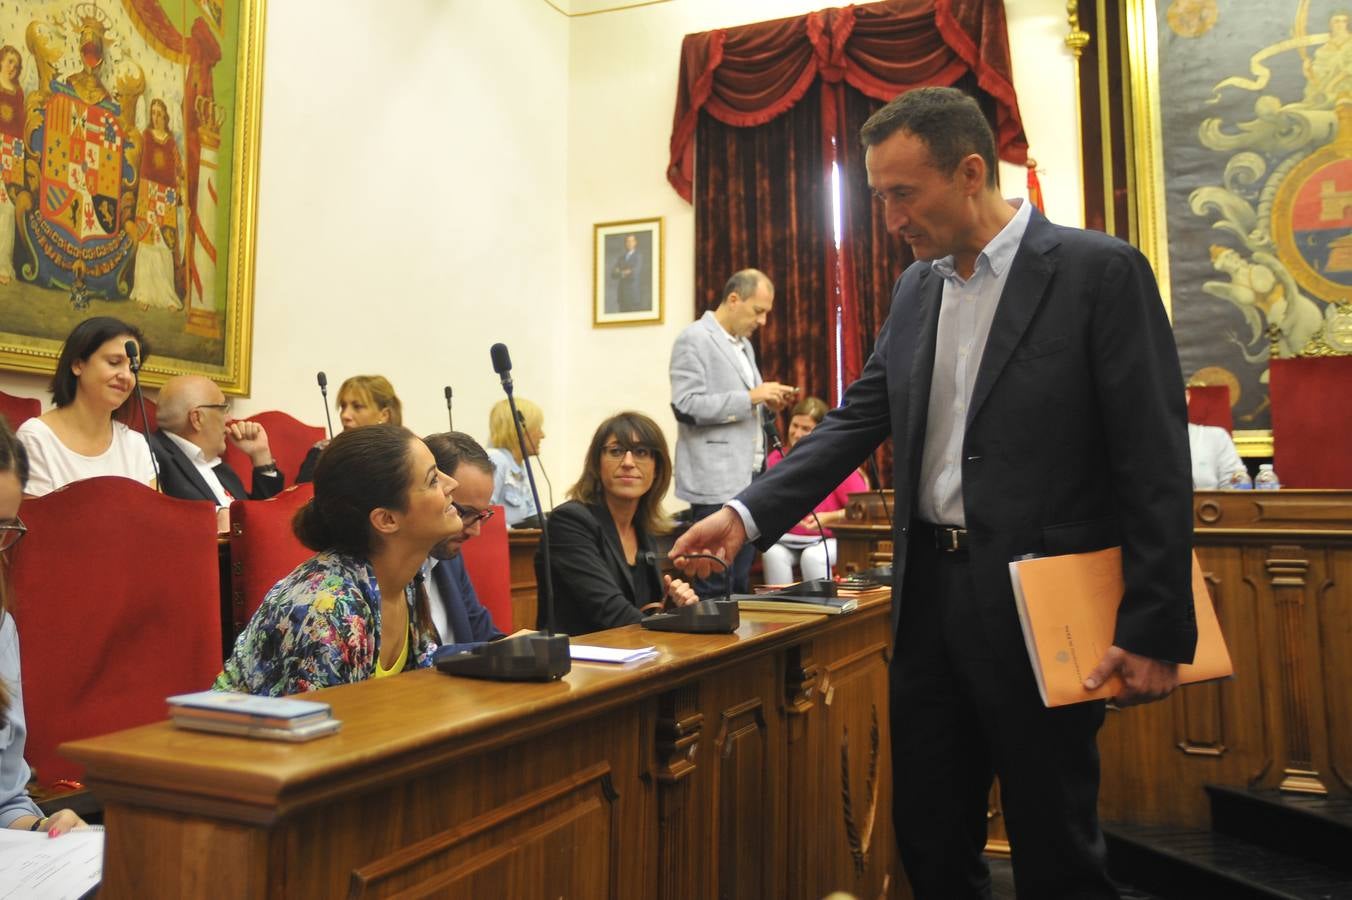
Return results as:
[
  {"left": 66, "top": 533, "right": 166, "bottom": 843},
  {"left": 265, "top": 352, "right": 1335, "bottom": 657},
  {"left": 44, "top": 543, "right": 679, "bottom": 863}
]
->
[
  {"left": 1208, "top": 785, "right": 1352, "bottom": 875},
  {"left": 1104, "top": 823, "right": 1352, "bottom": 900}
]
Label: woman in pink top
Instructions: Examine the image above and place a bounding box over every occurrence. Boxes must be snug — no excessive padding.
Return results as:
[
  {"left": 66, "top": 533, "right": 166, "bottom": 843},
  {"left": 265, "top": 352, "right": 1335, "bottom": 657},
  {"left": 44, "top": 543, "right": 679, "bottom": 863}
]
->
[{"left": 761, "top": 396, "right": 869, "bottom": 584}]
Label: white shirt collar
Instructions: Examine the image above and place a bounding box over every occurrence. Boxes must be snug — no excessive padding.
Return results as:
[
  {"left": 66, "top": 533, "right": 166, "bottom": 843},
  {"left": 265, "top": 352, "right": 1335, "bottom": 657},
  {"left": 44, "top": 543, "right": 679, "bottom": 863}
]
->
[
  {"left": 931, "top": 198, "right": 1032, "bottom": 283},
  {"left": 164, "top": 430, "right": 220, "bottom": 467}
]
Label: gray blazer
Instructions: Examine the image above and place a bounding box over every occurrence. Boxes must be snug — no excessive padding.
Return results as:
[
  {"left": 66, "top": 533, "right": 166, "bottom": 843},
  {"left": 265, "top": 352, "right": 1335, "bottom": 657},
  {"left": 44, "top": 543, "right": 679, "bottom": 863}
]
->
[{"left": 669, "top": 310, "right": 764, "bottom": 504}]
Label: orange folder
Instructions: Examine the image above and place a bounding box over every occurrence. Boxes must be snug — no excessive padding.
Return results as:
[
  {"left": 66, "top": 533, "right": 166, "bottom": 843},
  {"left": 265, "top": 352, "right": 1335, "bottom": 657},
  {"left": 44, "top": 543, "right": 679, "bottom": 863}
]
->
[{"left": 1008, "top": 548, "right": 1233, "bottom": 707}]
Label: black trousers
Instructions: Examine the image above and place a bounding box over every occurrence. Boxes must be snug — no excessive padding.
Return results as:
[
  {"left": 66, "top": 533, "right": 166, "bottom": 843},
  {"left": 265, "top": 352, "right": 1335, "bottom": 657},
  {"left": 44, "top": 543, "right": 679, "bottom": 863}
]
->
[
  {"left": 688, "top": 502, "right": 756, "bottom": 599},
  {"left": 890, "top": 525, "right": 1117, "bottom": 900}
]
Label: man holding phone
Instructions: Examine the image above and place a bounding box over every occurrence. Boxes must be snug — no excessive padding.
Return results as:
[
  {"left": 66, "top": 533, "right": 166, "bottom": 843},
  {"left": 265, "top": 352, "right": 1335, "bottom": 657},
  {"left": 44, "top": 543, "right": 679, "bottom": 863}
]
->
[{"left": 669, "top": 268, "right": 797, "bottom": 598}]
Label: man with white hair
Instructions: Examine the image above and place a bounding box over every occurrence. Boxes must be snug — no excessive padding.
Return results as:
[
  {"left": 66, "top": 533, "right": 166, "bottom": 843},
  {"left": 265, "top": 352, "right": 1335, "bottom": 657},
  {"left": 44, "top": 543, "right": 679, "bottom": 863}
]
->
[{"left": 150, "top": 375, "right": 283, "bottom": 504}]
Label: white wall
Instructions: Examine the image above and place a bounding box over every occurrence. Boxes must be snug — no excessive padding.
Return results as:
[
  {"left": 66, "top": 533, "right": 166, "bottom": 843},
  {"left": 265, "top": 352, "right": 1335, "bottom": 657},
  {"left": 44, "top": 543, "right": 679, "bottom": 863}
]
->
[{"left": 0, "top": 0, "right": 1080, "bottom": 502}]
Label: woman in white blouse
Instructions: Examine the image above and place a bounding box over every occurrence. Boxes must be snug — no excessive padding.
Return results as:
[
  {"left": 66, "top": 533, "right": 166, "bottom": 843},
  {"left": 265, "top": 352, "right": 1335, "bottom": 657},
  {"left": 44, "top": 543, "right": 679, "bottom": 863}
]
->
[
  {"left": 17, "top": 317, "right": 157, "bottom": 497},
  {"left": 486, "top": 396, "right": 545, "bottom": 528}
]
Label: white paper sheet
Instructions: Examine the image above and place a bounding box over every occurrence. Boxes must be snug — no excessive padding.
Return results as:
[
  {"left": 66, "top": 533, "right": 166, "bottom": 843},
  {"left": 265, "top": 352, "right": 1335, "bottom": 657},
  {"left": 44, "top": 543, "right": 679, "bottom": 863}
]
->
[
  {"left": 569, "top": 645, "right": 659, "bottom": 664},
  {"left": 0, "top": 827, "right": 103, "bottom": 899}
]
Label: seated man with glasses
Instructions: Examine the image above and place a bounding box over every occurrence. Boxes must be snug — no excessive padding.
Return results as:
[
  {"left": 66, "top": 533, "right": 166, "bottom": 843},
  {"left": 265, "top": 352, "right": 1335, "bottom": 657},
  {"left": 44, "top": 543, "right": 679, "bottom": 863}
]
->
[
  {"left": 420, "top": 432, "right": 507, "bottom": 650},
  {"left": 150, "top": 375, "right": 284, "bottom": 508}
]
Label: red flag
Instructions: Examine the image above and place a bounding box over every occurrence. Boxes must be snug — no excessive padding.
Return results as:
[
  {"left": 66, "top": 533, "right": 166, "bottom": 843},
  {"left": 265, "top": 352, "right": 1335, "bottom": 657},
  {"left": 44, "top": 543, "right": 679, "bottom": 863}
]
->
[{"left": 1026, "top": 158, "right": 1045, "bottom": 213}]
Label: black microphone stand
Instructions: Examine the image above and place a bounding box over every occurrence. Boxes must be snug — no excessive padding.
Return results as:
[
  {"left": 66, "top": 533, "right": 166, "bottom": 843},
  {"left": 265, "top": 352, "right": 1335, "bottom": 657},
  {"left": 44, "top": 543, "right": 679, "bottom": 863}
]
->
[
  {"left": 125, "top": 341, "right": 160, "bottom": 489},
  {"left": 436, "top": 348, "right": 570, "bottom": 682},
  {"left": 317, "top": 372, "right": 335, "bottom": 439},
  {"left": 444, "top": 386, "right": 454, "bottom": 431},
  {"left": 641, "top": 552, "right": 741, "bottom": 634}
]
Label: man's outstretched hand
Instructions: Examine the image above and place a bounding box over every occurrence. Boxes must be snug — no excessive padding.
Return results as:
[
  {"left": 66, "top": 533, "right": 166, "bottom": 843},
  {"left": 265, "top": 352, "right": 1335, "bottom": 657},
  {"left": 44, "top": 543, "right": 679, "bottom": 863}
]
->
[{"left": 670, "top": 507, "right": 748, "bottom": 578}]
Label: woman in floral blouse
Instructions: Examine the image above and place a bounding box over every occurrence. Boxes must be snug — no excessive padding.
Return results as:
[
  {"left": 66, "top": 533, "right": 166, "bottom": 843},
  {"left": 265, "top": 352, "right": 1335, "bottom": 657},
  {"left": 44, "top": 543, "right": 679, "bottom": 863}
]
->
[{"left": 214, "top": 424, "right": 463, "bottom": 695}]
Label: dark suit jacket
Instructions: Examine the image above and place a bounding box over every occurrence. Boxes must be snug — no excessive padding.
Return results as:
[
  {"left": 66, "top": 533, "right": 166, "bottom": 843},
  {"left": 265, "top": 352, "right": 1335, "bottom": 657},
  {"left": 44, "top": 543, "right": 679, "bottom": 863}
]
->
[
  {"left": 151, "top": 430, "right": 285, "bottom": 503},
  {"left": 737, "top": 209, "right": 1198, "bottom": 664},
  {"left": 537, "top": 500, "right": 663, "bottom": 636},
  {"left": 429, "top": 555, "right": 505, "bottom": 649}
]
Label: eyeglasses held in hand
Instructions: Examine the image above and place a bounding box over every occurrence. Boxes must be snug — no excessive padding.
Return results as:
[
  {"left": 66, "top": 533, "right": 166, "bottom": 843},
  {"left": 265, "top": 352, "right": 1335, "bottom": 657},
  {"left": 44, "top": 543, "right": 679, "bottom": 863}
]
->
[
  {"left": 601, "top": 444, "right": 654, "bottom": 462},
  {"left": 0, "top": 517, "right": 27, "bottom": 552},
  {"left": 453, "top": 503, "right": 496, "bottom": 526}
]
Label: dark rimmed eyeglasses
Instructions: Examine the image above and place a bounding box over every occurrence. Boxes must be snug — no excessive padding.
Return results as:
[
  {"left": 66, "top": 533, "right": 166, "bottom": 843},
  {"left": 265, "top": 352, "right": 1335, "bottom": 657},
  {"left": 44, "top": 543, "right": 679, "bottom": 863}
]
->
[
  {"left": 601, "top": 444, "right": 655, "bottom": 462},
  {"left": 453, "top": 503, "right": 496, "bottom": 527},
  {"left": 0, "top": 517, "right": 27, "bottom": 552}
]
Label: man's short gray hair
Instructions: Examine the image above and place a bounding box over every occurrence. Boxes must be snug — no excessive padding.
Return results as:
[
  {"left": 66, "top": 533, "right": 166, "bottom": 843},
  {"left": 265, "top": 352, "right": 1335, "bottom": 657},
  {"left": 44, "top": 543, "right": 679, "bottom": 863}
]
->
[{"left": 721, "top": 269, "right": 771, "bottom": 304}]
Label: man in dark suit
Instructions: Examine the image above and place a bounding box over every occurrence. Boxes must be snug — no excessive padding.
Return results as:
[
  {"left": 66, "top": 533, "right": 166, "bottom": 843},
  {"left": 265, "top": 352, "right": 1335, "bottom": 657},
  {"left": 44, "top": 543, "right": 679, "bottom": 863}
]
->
[
  {"left": 151, "top": 375, "right": 283, "bottom": 505},
  {"left": 673, "top": 87, "right": 1196, "bottom": 899},
  {"left": 422, "top": 432, "right": 506, "bottom": 649},
  {"left": 611, "top": 233, "right": 644, "bottom": 312}
]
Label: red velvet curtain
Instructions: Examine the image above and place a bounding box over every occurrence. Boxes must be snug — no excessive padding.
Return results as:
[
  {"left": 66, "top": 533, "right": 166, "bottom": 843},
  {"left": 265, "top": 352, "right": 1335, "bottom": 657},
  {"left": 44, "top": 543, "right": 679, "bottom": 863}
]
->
[{"left": 695, "top": 83, "right": 831, "bottom": 409}]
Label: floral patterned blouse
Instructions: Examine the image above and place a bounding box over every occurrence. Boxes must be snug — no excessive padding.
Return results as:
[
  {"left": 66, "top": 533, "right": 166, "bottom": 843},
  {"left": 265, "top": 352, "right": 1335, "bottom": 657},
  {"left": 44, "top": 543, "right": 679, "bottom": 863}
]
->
[{"left": 213, "top": 551, "right": 437, "bottom": 696}]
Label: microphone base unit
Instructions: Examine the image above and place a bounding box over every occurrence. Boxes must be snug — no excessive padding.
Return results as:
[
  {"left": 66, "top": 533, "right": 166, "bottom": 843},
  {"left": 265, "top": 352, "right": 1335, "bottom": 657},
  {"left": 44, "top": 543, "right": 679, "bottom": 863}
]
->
[
  {"left": 640, "top": 599, "right": 740, "bottom": 634},
  {"left": 434, "top": 633, "right": 571, "bottom": 682}
]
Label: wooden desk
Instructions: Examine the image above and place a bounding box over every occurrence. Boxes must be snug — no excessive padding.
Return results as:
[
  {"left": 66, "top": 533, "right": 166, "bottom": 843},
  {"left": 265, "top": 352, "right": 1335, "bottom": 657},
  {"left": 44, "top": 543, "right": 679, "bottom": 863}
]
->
[
  {"left": 507, "top": 528, "right": 541, "bottom": 631},
  {"left": 1098, "top": 490, "right": 1352, "bottom": 825},
  {"left": 65, "top": 594, "right": 903, "bottom": 899}
]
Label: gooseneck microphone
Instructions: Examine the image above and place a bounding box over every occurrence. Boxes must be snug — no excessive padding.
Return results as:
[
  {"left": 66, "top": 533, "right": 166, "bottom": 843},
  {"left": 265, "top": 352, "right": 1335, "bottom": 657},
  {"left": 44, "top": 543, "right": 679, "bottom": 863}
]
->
[
  {"left": 444, "top": 386, "right": 453, "bottom": 431},
  {"left": 316, "top": 371, "right": 334, "bottom": 439},
  {"left": 434, "top": 344, "right": 570, "bottom": 682},
  {"left": 124, "top": 340, "right": 160, "bottom": 489},
  {"left": 643, "top": 552, "right": 740, "bottom": 633}
]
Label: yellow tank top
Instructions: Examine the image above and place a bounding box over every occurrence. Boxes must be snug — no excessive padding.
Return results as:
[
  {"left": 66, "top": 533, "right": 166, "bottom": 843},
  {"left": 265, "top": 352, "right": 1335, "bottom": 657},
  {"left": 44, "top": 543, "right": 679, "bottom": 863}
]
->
[{"left": 374, "top": 623, "right": 411, "bottom": 679}]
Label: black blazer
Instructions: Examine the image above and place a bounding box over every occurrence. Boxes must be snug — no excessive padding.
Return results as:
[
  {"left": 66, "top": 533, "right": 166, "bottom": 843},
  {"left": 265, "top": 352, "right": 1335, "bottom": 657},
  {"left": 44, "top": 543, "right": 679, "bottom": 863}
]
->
[
  {"left": 151, "top": 430, "right": 285, "bottom": 503},
  {"left": 536, "top": 500, "right": 663, "bottom": 636},
  {"left": 738, "top": 209, "right": 1198, "bottom": 664}
]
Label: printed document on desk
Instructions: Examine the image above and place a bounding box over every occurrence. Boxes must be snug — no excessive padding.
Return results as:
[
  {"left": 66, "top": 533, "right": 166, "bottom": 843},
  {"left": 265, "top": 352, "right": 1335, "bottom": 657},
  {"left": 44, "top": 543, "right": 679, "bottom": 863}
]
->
[{"left": 0, "top": 827, "right": 103, "bottom": 899}]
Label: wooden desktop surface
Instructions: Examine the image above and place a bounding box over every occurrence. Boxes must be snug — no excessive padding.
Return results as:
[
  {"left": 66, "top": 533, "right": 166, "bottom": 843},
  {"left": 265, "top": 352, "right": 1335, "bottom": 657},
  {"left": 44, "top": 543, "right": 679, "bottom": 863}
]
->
[{"left": 66, "top": 590, "right": 902, "bottom": 899}]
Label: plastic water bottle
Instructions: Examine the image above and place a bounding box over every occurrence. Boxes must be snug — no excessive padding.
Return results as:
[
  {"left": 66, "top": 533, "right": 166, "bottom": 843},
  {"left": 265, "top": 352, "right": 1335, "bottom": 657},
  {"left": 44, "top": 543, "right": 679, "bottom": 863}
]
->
[
  {"left": 1254, "top": 464, "right": 1281, "bottom": 490},
  {"left": 1227, "top": 469, "right": 1253, "bottom": 490}
]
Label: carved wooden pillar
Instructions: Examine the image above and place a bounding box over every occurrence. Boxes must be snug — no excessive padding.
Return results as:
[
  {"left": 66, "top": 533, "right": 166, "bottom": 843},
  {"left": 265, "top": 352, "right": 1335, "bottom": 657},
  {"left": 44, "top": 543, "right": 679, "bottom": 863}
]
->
[
  {"left": 1265, "top": 546, "right": 1328, "bottom": 795},
  {"left": 654, "top": 685, "right": 702, "bottom": 900}
]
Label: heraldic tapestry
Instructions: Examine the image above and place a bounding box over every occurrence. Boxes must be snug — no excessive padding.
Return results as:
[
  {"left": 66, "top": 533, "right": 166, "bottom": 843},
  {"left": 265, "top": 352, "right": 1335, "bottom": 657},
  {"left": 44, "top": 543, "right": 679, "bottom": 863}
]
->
[
  {"left": 1130, "top": 0, "right": 1351, "bottom": 444},
  {"left": 0, "top": 0, "right": 263, "bottom": 393}
]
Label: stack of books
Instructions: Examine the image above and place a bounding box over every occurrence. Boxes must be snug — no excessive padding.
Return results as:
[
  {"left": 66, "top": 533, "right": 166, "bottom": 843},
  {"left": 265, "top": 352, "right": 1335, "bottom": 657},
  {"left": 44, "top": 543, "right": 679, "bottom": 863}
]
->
[
  {"left": 734, "top": 578, "right": 862, "bottom": 615},
  {"left": 167, "top": 691, "right": 342, "bottom": 742}
]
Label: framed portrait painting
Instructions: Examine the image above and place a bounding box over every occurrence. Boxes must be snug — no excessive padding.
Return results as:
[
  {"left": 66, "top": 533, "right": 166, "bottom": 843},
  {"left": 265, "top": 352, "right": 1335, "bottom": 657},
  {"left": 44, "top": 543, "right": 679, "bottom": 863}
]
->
[
  {"left": 1117, "top": 0, "right": 1351, "bottom": 455},
  {"left": 0, "top": 0, "right": 265, "bottom": 393},
  {"left": 593, "top": 217, "right": 663, "bottom": 327}
]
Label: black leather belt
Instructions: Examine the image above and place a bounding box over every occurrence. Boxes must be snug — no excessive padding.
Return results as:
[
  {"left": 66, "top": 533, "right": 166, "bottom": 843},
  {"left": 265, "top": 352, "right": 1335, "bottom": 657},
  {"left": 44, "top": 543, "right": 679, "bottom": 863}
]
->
[{"left": 912, "top": 521, "right": 969, "bottom": 552}]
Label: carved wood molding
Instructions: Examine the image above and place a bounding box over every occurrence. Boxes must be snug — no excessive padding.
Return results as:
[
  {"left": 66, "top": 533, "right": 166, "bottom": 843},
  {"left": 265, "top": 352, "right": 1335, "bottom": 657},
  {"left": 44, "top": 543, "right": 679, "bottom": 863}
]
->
[
  {"left": 1264, "top": 547, "right": 1329, "bottom": 795},
  {"left": 840, "top": 704, "right": 881, "bottom": 874},
  {"left": 784, "top": 642, "right": 818, "bottom": 717},
  {"left": 655, "top": 686, "right": 702, "bottom": 784}
]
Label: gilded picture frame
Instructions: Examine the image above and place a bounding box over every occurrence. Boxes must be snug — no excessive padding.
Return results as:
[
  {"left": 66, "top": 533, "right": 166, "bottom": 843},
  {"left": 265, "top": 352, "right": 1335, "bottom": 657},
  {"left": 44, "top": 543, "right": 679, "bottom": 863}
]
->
[
  {"left": 593, "top": 217, "right": 663, "bottom": 328},
  {"left": 0, "top": 0, "right": 266, "bottom": 394},
  {"left": 1120, "top": 0, "right": 1352, "bottom": 457}
]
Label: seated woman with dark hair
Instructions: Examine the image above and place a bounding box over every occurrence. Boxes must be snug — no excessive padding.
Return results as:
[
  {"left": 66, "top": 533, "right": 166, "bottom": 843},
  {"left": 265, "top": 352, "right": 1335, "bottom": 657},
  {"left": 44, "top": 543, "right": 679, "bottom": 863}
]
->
[
  {"left": 215, "top": 424, "right": 462, "bottom": 696},
  {"left": 17, "top": 316, "right": 157, "bottom": 496},
  {"left": 0, "top": 418, "right": 85, "bottom": 834},
  {"left": 540, "top": 412, "right": 697, "bottom": 635},
  {"left": 296, "top": 374, "right": 403, "bottom": 484},
  {"left": 761, "top": 396, "right": 868, "bottom": 585}
]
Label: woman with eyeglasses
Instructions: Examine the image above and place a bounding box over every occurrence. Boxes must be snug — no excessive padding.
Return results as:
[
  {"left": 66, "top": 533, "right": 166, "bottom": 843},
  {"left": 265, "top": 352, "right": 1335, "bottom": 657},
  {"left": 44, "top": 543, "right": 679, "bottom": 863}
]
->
[
  {"left": 486, "top": 397, "right": 545, "bottom": 528},
  {"left": 214, "top": 424, "right": 462, "bottom": 696},
  {"left": 17, "top": 317, "right": 157, "bottom": 497},
  {"left": 760, "top": 395, "right": 869, "bottom": 585},
  {"left": 0, "top": 419, "right": 87, "bottom": 834},
  {"left": 539, "top": 412, "right": 698, "bottom": 635},
  {"left": 296, "top": 374, "right": 403, "bottom": 484}
]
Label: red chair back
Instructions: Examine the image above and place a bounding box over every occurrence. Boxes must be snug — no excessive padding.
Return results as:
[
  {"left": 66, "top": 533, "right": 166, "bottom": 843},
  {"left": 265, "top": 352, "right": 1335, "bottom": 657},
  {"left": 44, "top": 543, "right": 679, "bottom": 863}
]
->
[
  {"left": 222, "top": 411, "right": 325, "bottom": 485},
  {"left": 1186, "top": 384, "right": 1233, "bottom": 432},
  {"left": 1271, "top": 356, "right": 1352, "bottom": 488},
  {"left": 458, "top": 504, "right": 510, "bottom": 633},
  {"left": 8, "top": 477, "right": 220, "bottom": 787},
  {"left": 115, "top": 397, "right": 157, "bottom": 433},
  {"left": 0, "top": 391, "right": 40, "bottom": 430},
  {"left": 229, "top": 484, "right": 315, "bottom": 635}
]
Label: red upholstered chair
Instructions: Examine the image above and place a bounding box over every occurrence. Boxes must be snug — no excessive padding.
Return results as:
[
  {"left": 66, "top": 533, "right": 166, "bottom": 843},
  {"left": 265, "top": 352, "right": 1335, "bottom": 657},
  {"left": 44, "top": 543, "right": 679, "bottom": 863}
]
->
[
  {"left": 0, "top": 391, "right": 40, "bottom": 430},
  {"left": 1186, "top": 384, "right": 1233, "bottom": 432},
  {"left": 115, "top": 396, "right": 157, "bottom": 433},
  {"left": 8, "top": 477, "right": 220, "bottom": 788},
  {"left": 228, "top": 483, "right": 315, "bottom": 635},
  {"left": 458, "top": 504, "right": 511, "bottom": 633},
  {"left": 1270, "top": 356, "right": 1352, "bottom": 488},
  {"left": 221, "top": 410, "right": 326, "bottom": 485}
]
